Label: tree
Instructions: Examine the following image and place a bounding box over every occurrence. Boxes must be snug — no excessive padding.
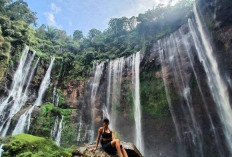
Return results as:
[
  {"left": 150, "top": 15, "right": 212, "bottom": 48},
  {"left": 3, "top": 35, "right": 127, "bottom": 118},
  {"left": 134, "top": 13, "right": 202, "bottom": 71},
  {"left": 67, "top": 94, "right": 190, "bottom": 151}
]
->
[
  {"left": 0, "top": 0, "right": 12, "bottom": 13},
  {"left": 36, "top": 24, "right": 46, "bottom": 39},
  {"left": 73, "top": 30, "right": 83, "bottom": 41},
  {"left": 108, "top": 17, "right": 128, "bottom": 35},
  {"left": 6, "top": 0, "right": 37, "bottom": 25},
  {"left": 87, "top": 28, "right": 101, "bottom": 40}
]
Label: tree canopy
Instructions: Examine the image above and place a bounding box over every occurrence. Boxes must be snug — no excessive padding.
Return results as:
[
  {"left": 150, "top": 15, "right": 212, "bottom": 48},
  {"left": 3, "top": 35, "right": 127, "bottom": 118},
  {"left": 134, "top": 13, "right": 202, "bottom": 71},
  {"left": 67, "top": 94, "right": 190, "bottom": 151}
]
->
[{"left": 0, "top": 0, "right": 194, "bottom": 80}]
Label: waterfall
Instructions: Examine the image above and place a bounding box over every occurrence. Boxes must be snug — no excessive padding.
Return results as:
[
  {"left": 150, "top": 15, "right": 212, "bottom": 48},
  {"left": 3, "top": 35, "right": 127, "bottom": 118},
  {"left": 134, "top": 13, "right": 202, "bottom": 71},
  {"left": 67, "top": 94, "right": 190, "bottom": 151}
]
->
[
  {"left": 77, "top": 116, "right": 83, "bottom": 144},
  {"left": 21, "top": 58, "right": 40, "bottom": 108},
  {"left": 131, "top": 52, "right": 144, "bottom": 154},
  {"left": 55, "top": 116, "right": 63, "bottom": 146},
  {"left": 12, "top": 106, "right": 34, "bottom": 135},
  {"left": 90, "top": 62, "right": 105, "bottom": 142},
  {"left": 34, "top": 57, "right": 55, "bottom": 107},
  {"left": 53, "top": 86, "right": 59, "bottom": 107},
  {"left": 51, "top": 116, "right": 59, "bottom": 139},
  {"left": 106, "top": 61, "right": 112, "bottom": 113},
  {"left": 2, "top": 57, "right": 40, "bottom": 136},
  {"left": 12, "top": 57, "right": 55, "bottom": 135},
  {"left": 0, "top": 144, "right": 3, "bottom": 157},
  {"left": 103, "top": 105, "right": 110, "bottom": 120},
  {"left": 192, "top": 3, "right": 232, "bottom": 154},
  {"left": 158, "top": 28, "right": 206, "bottom": 156},
  {"left": 158, "top": 39, "right": 188, "bottom": 156},
  {"left": 51, "top": 116, "right": 63, "bottom": 146},
  {"left": 179, "top": 25, "right": 223, "bottom": 155},
  {"left": 0, "top": 46, "right": 37, "bottom": 136},
  {"left": 110, "top": 57, "right": 125, "bottom": 131}
]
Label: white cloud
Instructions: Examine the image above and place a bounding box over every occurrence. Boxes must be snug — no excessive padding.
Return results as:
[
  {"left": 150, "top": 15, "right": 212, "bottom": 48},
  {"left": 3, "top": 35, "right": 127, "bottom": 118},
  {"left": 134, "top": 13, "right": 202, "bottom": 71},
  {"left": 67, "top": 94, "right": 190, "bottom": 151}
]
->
[
  {"left": 51, "top": 3, "right": 61, "bottom": 13},
  {"left": 118, "top": 0, "right": 175, "bottom": 18},
  {"left": 44, "top": 3, "right": 62, "bottom": 28},
  {"left": 44, "top": 12, "right": 56, "bottom": 26}
]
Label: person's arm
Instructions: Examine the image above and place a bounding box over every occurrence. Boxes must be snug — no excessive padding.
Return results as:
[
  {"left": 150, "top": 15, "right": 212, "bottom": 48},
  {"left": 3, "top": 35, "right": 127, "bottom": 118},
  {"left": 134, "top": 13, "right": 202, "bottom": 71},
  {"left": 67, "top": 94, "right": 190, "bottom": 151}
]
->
[
  {"left": 112, "top": 130, "right": 115, "bottom": 140},
  {"left": 91, "top": 128, "right": 102, "bottom": 152}
]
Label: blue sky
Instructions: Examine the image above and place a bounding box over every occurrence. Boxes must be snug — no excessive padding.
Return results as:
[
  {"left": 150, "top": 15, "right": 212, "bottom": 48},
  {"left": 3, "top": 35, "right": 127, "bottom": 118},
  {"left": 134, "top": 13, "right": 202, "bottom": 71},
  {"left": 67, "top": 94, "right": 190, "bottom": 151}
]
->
[{"left": 24, "top": 0, "right": 175, "bottom": 35}]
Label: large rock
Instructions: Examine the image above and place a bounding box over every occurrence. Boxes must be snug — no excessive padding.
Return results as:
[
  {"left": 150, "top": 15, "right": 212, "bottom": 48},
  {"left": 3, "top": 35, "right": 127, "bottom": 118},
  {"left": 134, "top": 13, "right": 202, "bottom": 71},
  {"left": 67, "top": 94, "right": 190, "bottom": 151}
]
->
[{"left": 72, "top": 142, "right": 143, "bottom": 157}]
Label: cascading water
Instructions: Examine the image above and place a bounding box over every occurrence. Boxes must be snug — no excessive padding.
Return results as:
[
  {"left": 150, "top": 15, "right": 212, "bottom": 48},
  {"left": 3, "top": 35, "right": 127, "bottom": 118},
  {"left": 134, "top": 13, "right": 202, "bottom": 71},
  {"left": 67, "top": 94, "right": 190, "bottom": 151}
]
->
[
  {"left": 0, "top": 46, "right": 37, "bottom": 137},
  {"left": 21, "top": 58, "right": 40, "bottom": 108},
  {"left": 12, "top": 106, "right": 34, "bottom": 135},
  {"left": 159, "top": 40, "right": 186, "bottom": 157},
  {"left": 156, "top": 7, "right": 231, "bottom": 155},
  {"left": 179, "top": 25, "right": 223, "bottom": 155},
  {"left": 103, "top": 105, "right": 110, "bottom": 120},
  {"left": 90, "top": 62, "right": 105, "bottom": 143},
  {"left": 77, "top": 116, "right": 83, "bottom": 144},
  {"left": 158, "top": 26, "right": 210, "bottom": 157},
  {"left": 12, "top": 57, "right": 55, "bottom": 135},
  {"left": 110, "top": 58, "right": 125, "bottom": 131},
  {"left": 131, "top": 52, "right": 144, "bottom": 154},
  {"left": 0, "top": 144, "right": 3, "bottom": 157},
  {"left": 53, "top": 86, "right": 59, "bottom": 107},
  {"left": 51, "top": 116, "right": 59, "bottom": 139},
  {"left": 191, "top": 3, "right": 232, "bottom": 154},
  {"left": 34, "top": 57, "right": 55, "bottom": 107},
  {"left": 51, "top": 116, "right": 63, "bottom": 146},
  {"left": 106, "top": 61, "right": 112, "bottom": 116}
]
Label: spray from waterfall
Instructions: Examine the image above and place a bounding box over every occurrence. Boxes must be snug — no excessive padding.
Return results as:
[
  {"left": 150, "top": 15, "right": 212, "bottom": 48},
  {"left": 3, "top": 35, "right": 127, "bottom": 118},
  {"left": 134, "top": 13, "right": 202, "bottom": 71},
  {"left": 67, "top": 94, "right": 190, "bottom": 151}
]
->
[
  {"left": 191, "top": 3, "right": 232, "bottom": 154},
  {"left": 12, "top": 57, "right": 55, "bottom": 135}
]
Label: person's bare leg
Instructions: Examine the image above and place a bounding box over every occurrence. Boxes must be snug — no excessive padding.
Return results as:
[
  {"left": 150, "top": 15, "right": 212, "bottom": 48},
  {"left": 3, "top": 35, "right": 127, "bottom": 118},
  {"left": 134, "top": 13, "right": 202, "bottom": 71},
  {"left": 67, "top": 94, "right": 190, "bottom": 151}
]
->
[
  {"left": 111, "top": 139, "right": 123, "bottom": 157},
  {"left": 121, "top": 146, "right": 128, "bottom": 157}
]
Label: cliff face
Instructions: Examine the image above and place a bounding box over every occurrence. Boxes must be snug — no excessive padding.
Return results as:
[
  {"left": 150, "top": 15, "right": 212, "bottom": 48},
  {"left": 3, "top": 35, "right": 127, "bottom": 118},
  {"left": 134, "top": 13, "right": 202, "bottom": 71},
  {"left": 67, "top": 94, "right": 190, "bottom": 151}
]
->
[{"left": 0, "top": 0, "right": 232, "bottom": 157}]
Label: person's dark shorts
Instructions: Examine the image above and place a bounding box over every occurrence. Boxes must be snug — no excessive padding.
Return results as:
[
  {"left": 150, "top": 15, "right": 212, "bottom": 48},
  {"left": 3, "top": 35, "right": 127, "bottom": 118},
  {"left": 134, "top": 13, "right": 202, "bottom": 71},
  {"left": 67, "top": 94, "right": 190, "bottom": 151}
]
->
[{"left": 101, "top": 140, "right": 117, "bottom": 155}]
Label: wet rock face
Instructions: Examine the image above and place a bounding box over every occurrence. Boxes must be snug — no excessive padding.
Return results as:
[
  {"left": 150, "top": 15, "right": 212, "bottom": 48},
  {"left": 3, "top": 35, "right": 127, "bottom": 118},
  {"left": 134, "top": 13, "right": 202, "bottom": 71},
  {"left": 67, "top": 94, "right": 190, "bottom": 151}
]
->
[
  {"left": 62, "top": 79, "right": 85, "bottom": 108},
  {"left": 72, "top": 142, "right": 143, "bottom": 157},
  {"left": 199, "top": 0, "right": 232, "bottom": 97}
]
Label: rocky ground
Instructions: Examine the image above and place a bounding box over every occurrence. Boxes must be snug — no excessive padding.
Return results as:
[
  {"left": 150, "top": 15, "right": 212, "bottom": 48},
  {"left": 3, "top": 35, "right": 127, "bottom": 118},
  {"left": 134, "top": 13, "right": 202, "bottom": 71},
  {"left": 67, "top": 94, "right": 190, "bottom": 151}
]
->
[
  {"left": 72, "top": 142, "right": 143, "bottom": 157},
  {"left": 0, "top": 134, "right": 142, "bottom": 157}
]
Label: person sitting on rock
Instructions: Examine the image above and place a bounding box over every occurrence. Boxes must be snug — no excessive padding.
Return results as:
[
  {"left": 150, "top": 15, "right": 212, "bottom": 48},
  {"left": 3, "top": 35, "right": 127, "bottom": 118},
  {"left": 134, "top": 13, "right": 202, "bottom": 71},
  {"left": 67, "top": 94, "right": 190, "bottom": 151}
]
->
[{"left": 91, "top": 118, "right": 128, "bottom": 157}]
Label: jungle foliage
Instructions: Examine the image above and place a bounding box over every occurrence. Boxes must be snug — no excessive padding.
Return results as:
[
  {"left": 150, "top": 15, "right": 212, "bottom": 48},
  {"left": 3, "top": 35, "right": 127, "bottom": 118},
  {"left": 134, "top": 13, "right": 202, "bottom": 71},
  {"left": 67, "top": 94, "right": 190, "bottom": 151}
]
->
[{"left": 0, "top": 0, "right": 193, "bottom": 80}]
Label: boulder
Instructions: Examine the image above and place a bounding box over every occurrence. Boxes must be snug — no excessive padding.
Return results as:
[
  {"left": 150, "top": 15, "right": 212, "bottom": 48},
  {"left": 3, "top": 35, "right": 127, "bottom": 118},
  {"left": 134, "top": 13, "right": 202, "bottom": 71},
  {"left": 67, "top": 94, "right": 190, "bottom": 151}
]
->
[{"left": 72, "top": 142, "right": 143, "bottom": 157}]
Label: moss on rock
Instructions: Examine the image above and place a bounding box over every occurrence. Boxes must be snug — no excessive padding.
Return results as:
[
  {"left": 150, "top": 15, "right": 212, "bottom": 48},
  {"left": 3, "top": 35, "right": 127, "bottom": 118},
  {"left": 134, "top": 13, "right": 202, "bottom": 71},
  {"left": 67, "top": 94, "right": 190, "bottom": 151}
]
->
[
  {"left": 0, "top": 40, "right": 10, "bottom": 83},
  {"left": 0, "top": 134, "right": 71, "bottom": 157},
  {"left": 140, "top": 68, "right": 169, "bottom": 118},
  {"left": 29, "top": 103, "right": 77, "bottom": 148}
]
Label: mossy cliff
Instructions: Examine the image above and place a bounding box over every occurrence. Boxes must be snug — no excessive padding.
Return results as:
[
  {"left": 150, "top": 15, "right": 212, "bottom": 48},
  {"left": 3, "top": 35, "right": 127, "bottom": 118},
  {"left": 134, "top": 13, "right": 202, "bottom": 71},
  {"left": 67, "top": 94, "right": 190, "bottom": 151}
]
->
[{"left": 0, "top": 134, "right": 71, "bottom": 157}]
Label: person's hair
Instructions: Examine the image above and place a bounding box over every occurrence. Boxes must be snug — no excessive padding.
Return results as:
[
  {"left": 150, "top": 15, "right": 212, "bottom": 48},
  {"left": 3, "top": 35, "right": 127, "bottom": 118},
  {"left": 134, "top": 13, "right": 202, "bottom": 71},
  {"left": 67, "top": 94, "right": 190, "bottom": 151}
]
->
[{"left": 103, "top": 118, "right": 109, "bottom": 124}]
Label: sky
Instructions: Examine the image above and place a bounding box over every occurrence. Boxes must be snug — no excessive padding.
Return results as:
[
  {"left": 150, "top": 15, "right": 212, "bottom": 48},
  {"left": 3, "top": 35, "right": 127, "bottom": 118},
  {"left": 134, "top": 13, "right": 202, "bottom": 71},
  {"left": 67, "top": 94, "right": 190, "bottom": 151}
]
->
[{"left": 24, "top": 0, "right": 176, "bottom": 35}]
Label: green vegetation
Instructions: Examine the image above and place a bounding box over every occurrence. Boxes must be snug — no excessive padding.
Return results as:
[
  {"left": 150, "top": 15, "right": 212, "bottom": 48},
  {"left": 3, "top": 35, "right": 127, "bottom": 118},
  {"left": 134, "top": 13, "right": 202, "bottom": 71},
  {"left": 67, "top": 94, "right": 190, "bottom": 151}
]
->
[
  {"left": 0, "top": 0, "right": 194, "bottom": 82},
  {"left": 140, "top": 67, "right": 169, "bottom": 118},
  {"left": 0, "top": 36, "right": 10, "bottom": 82},
  {"left": 29, "top": 103, "right": 77, "bottom": 147},
  {"left": 0, "top": 134, "right": 71, "bottom": 157}
]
